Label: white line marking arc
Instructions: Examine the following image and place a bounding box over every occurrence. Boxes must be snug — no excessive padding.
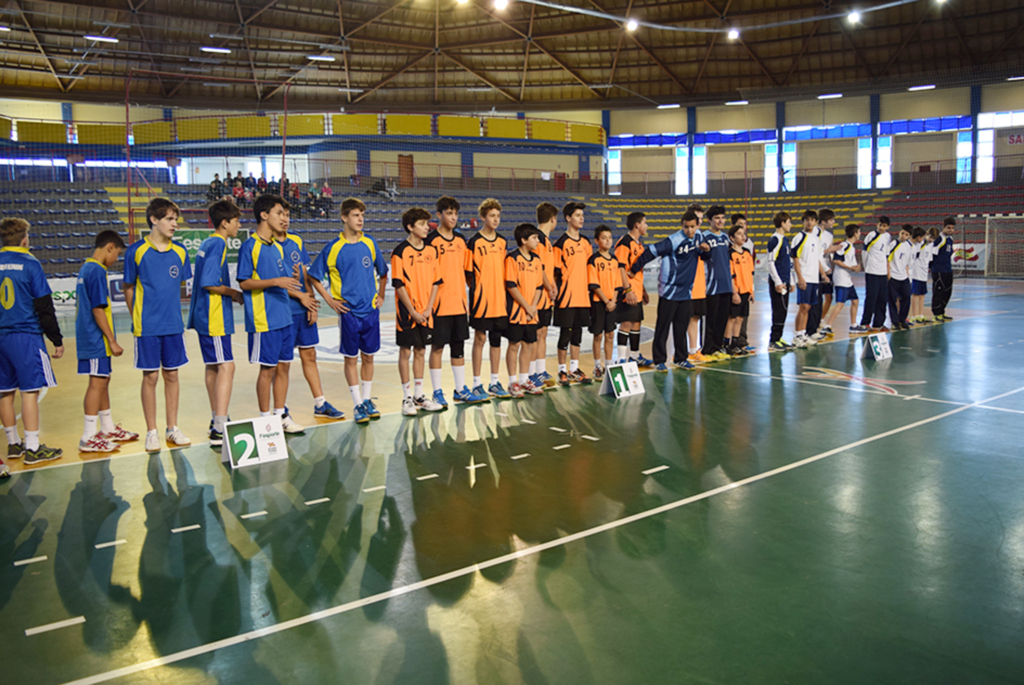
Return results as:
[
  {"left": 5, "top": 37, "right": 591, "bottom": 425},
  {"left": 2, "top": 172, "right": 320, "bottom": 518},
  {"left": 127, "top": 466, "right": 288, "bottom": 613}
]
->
[
  {"left": 510, "top": 453, "right": 530, "bottom": 460},
  {"left": 415, "top": 473, "right": 439, "bottom": 481}
]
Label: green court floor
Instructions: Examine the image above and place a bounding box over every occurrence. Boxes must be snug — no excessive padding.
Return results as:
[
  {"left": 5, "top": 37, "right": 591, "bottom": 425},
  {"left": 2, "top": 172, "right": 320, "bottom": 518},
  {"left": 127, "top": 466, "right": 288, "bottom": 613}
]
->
[{"left": 4, "top": 285, "right": 1024, "bottom": 684}]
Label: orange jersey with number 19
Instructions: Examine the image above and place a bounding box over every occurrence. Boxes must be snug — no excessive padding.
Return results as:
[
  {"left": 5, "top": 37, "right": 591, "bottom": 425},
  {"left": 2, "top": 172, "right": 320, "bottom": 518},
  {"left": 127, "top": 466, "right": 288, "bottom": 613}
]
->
[
  {"left": 464, "top": 232, "right": 508, "bottom": 319},
  {"left": 614, "top": 233, "right": 645, "bottom": 299},
  {"left": 504, "top": 249, "right": 544, "bottom": 325},
  {"left": 587, "top": 252, "right": 623, "bottom": 302},
  {"left": 553, "top": 233, "right": 593, "bottom": 309}
]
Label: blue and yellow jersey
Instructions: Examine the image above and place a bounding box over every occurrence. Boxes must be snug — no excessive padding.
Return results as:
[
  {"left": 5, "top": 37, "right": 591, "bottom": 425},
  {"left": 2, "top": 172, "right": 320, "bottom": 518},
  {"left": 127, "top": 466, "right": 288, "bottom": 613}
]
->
[
  {"left": 887, "top": 239, "right": 912, "bottom": 281},
  {"left": 791, "top": 229, "right": 824, "bottom": 284},
  {"left": 766, "top": 234, "right": 792, "bottom": 287},
  {"left": 309, "top": 232, "right": 388, "bottom": 318},
  {"left": 237, "top": 233, "right": 291, "bottom": 333},
  {"left": 75, "top": 258, "right": 114, "bottom": 359},
  {"left": 278, "top": 233, "right": 311, "bottom": 317},
  {"left": 123, "top": 237, "right": 192, "bottom": 337},
  {"left": 931, "top": 234, "right": 954, "bottom": 273},
  {"left": 187, "top": 234, "right": 234, "bottom": 337},
  {"left": 0, "top": 246, "right": 50, "bottom": 336}
]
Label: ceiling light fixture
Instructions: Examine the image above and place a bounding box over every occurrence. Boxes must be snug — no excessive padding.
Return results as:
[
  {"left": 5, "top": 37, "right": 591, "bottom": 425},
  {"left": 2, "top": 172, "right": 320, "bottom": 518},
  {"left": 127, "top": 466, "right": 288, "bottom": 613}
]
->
[
  {"left": 725, "top": 100, "right": 748, "bottom": 106},
  {"left": 494, "top": 0, "right": 509, "bottom": 9},
  {"left": 337, "top": 87, "right": 365, "bottom": 93},
  {"left": 189, "top": 57, "right": 221, "bottom": 64},
  {"left": 1007, "top": 76, "right": 1024, "bottom": 82},
  {"left": 626, "top": 19, "right": 638, "bottom": 31},
  {"left": 818, "top": 93, "right": 843, "bottom": 99},
  {"left": 84, "top": 34, "right": 119, "bottom": 43},
  {"left": 209, "top": 33, "right": 244, "bottom": 40},
  {"left": 179, "top": 67, "right": 207, "bottom": 72},
  {"left": 848, "top": 11, "right": 861, "bottom": 23},
  {"left": 0, "top": 26, "right": 11, "bottom": 32},
  {"left": 657, "top": 103, "right": 680, "bottom": 109},
  {"left": 727, "top": 28, "right": 739, "bottom": 40},
  {"left": 308, "top": 55, "right": 335, "bottom": 61},
  {"left": 203, "top": 82, "right": 232, "bottom": 87},
  {"left": 908, "top": 84, "right": 935, "bottom": 91},
  {"left": 200, "top": 46, "right": 231, "bottom": 54}
]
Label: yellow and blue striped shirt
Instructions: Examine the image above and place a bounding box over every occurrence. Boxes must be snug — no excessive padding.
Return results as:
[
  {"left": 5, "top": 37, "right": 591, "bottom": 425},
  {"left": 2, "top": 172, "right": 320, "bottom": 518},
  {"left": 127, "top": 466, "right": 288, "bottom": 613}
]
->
[
  {"left": 187, "top": 233, "right": 235, "bottom": 337},
  {"left": 237, "top": 233, "right": 291, "bottom": 333},
  {"left": 123, "top": 237, "right": 192, "bottom": 337}
]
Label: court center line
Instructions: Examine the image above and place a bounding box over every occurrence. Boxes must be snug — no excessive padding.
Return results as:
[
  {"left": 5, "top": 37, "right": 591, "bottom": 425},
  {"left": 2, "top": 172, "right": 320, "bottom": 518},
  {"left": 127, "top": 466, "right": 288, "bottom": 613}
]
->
[
  {"left": 26, "top": 616, "right": 85, "bottom": 637},
  {"left": 510, "top": 453, "right": 530, "bottom": 460},
  {"left": 94, "top": 540, "right": 127, "bottom": 550},
  {"left": 552, "top": 444, "right": 570, "bottom": 451},
  {"left": 240, "top": 511, "right": 268, "bottom": 520},
  {"left": 581, "top": 435, "right": 600, "bottom": 441},
  {"left": 642, "top": 465, "right": 670, "bottom": 475},
  {"left": 59, "top": 383, "right": 1024, "bottom": 685},
  {"left": 304, "top": 497, "right": 331, "bottom": 506},
  {"left": 13, "top": 555, "right": 47, "bottom": 567},
  {"left": 170, "top": 525, "right": 201, "bottom": 534},
  {"left": 415, "top": 473, "right": 439, "bottom": 481},
  {"left": 361, "top": 485, "right": 386, "bottom": 493}
]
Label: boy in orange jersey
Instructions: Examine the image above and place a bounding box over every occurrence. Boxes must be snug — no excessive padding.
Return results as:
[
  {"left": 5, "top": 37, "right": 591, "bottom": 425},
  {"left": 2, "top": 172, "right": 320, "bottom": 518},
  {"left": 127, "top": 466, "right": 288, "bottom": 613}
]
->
[
  {"left": 614, "top": 211, "right": 652, "bottom": 367},
  {"left": 393, "top": 207, "right": 445, "bottom": 416},
  {"left": 588, "top": 225, "right": 623, "bottom": 378},
  {"left": 725, "top": 224, "right": 755, "bottom": 356},
  {"left": 465, "top": 198, "right": 511, "bottom": 399},
  {"left": 553, "top": 201, "right": 594, "bottom": 386},
  {"left": 426, "top": 196, "right": 487, "bottom": 406},
  {"left": 504, "top": 223, "right": 546, "bottom": 399},
  {"left": 529, "top": 202, "right": 559, "bottom": 388}
]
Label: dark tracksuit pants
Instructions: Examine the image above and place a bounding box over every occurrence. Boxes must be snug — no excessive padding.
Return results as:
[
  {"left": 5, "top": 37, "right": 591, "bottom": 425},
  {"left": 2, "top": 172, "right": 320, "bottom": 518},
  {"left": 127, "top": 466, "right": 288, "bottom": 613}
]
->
[
  {"left": 861, "top": 273, "right": 889, "bottom": 328},
  {"left": 769, "top": 285, "right": 790, "bottom": 344},
  {"left": 701, "top": 293, "right": 731, "bottom": 355},
  {"left": 888, "top": 278, "right": 911, "bottom": 326},
  {"left": 652, "top": 298, "right": 693, "bottom": 365},
  {"left": 931, "top": 271, "right": 953, "bottom": 316}
]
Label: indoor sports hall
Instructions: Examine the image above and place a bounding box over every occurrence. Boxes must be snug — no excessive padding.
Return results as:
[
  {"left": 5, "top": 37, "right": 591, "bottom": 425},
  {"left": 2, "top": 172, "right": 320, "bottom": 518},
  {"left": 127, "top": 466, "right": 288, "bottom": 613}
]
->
[{"left": 2, "top": 1, "right": 1024, "bottom": 683}]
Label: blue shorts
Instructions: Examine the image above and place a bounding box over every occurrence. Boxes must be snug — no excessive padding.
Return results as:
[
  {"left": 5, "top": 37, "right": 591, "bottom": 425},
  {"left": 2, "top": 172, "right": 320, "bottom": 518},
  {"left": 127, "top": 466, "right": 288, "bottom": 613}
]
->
[
  {"left": 834, "top": 286, "right": 859, "bottom": 304},
  {"left": 78, "top": 357, "right": 113, "bottom": 377},
  {"left": 796, "top": 283, "right": 821, "bottom": 306},
  {"left": 0, "top": 333, "right": 57, "bottom": 392},
  {"left": 248, "top": 326, "right": 295, "bottom": 367},
  {"left": 911, "top": 279, "right": 928, "bottom": 296},
  {"left": 134, "top": 334, "right": 188, "bottom": 371},
  {"left": 198, "top": 334, "right": 234, "bottom": 365},
  {"left": 340, "top": 309, "right": 380, "bottom": 358},
  {"left": 293, "top": 311, "right": 320, "bottom": 348},
  {"left": 821, "top": 281, "right": 834, "bottom": 295}
]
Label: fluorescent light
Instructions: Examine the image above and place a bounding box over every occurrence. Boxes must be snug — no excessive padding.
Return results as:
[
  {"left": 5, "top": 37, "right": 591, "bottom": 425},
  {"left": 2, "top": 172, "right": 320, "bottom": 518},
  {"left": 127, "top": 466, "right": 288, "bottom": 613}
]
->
[
  {"left": 494, "top": 0, "right": 508, "bottom": 9},
  {"left": 626, "top": 19, "right": 638, "bottom": 31},
  {"left": 203, "top": 82, "right": 232, "bottom": 87},
  {"left": 308, "top": 55, "right": 335, "bottom": 62},
  {"left": 201, "top": 46, "right": 231, "bottom": 54},
  {"left": 848, "top": 11, "right": 861, "bottom": 23},
  {"left": 60, "top": 75, "right": 87, "bottom": 80},
  {"left": 727, "top": 28, "right": 739, "bottom": 40},
  {"left": 818, "top": 93, "right": 843, "bottom": 100},
  {"left": 318, "top": 43, "right": 351, "bottom": 51},
  {"left": 457, "top": 0, "right": 469, "bottom": 4},
  {"left": 93, "top": 21, "right": 132, "bottom": 29},
  {"left": 725, "top": 100, "right": 748, "bottom": 106},
  {"left": 209, "top": 33, "right": 243, "bottom": 40},
  {"left": 908, "top": 84, "right": 935, "bottom": 91},
  {"left": 1008, "top": 76, "right": 1024, "bottom": 82},
  {"left": 84, "top": 35, "right": 119, "bottom": 43},
  {"left": 189, "top": 57, "right": 221, "bottom": 64},
  {"left": 337, "top": 87, "right": 364, "bottom": 93},
  {"left": 657, "top": 103, "right": 680, "bottom": 109},
  {"left": 0, "top": 25, "right": 11, "bottom": 32}
]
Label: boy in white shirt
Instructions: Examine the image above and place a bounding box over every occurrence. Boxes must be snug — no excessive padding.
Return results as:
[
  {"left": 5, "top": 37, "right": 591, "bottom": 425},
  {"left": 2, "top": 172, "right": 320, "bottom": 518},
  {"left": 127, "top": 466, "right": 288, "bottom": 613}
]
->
[
  {"left": 814, "top": 208, "right": 837, "bottom": 337},
  {"left": 791, "top": 210, "right": 829, "bottom": 348},
  {"left": 824, "top": 224, "right": 866, "bottom": 334},
  {"left": 859, "top": 217, "right": 893, "bottom": 332},
  {"left": 909, "top": 226, "right": 933, "bottom": 324},
  {"left": 886, "top": 225, "right": 914, "bottom": 330}
]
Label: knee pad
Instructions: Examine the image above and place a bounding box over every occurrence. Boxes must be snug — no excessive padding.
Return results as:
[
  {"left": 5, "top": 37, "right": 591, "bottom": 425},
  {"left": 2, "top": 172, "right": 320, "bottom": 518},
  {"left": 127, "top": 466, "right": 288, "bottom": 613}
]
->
[
  {"left": 449, "top": 341, "right": 465, "bottom": 359},
  {"left": 570, "top": 325, "right": 584, "bottom": 347},
  {"left": 488, "top": 329, "right": 503, "bottom": 348},
  {"left": 557, "top": 327, "right": 572, "bottom": 351}
]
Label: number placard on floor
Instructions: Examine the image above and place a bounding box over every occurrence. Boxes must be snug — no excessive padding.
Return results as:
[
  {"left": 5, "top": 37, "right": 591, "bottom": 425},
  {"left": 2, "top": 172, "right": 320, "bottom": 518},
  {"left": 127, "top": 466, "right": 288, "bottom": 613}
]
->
[
  {"left": 862, "top": 333, "right": 894, "bottom": 361},
  {"left": 599, "top": 361, "right": 646, "bottom": 398},
  {"left": 224, "top": 416, "right": 288, "bottom": 469}
]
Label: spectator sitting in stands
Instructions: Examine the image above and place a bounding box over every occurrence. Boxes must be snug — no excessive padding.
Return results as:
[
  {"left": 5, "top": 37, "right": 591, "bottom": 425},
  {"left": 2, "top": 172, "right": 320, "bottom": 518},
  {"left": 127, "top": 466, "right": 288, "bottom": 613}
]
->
[
  {"left": 212, "top": 174, "right": 224, "bottom": 197},
  {"left": 322, "top": 181, "right": 332, "bottom": 199},
  {"left": 245, "top": 172, "right": 257, "bottom": 189},
  {"left": 267, "top": 177, "right": 280, "bottom": 194},
  {"left": 232, "top": 181, "right": 246, "bottom": 207},
  {"left": 235, "top": 171, "right": 244, "bottom": 185},
  {"left": 206, "top": 181, "right": 221, "bottom": 203},
  {"left": 308, "top": 182, "right": 321, "bottom": 199},
  {"left": 371, "top": 177, "right": 399, "bottom": 201},
  {"left": 257, "top": 175, "right": 267, "bottom": 192}
]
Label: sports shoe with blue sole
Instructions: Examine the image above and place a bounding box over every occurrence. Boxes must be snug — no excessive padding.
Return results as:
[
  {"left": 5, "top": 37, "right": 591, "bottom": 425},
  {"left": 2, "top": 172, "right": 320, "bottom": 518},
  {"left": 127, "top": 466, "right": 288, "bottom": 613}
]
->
[
  {"left": 454, "top": 386, "right": 489, "bottom": 403},
  {"left": 634, "top": 355, "right": 655, "bottom": 368},
  {"left": 353, "top": 402, "right": 371, "bottom": 425},
  {"left": 432, "top": 389, "right": 449, "bottom": 410},
  {"left": 364, "top": 398, "right": 381, "bottom": 419},
  {"left": 488, "top": 382, "right": 512, "bottom": 399},
  {"left": 314, "top": 400, "right": 345, "bottom": 419},
  {"left": 655, "top": 363, "right": 669, "bottom": 372}
]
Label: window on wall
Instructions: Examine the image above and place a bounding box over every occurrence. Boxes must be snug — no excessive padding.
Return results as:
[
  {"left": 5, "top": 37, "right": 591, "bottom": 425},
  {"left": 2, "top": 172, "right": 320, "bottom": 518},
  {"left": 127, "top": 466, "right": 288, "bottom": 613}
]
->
[
  {"left": 692, "top": 146, "right": 707, "bottom": 195},
  {"left": 977, "top": 129, "right": 995, "bottom": 183},
  {"left": 857, "top": 138, "right": 873, "bottom": 189},
  {"left": 876, "top": 136, "right": 892, "bottom": 188},
  {"left": 607, "top": 149, "right": 621, "bottom": 192},
  {"left": 764, "top": 143, "right": 779, "bottom": 193},
  {"left": 780, "top": 143, "right": 796, "bottom": 192},
  {"left": 956, "top": 131, "right": 973, "bottom": 184},
  {"left": 674, "top": 146, "right": 689, "bottom": 196}
]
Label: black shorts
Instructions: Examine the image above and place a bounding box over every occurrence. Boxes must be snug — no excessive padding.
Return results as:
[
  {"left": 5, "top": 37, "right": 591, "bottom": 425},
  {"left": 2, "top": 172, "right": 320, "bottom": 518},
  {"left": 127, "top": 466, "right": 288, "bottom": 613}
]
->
[
  {"left": 537, "top": 307, "right": 553, "bottom": 328},
  {"left": 396, "top": 325, "right": 431, "bottom": 349},
  {"left": 470, "top": 316, "right": 508, "bottom": 332},
  {"left": 821, "top": 282, "right": 834, "bottom": 296},
  {"left": 691, "top": 298, "right": 707, "bottom": 317},
  {"left": 729, "top": 293, "right": 750, "bottom": 318},
  {"left": 505, "top": 323, "right": 538, "bottom": 344},
  {"left": 431, "top": 314, "right": 469, "bottom": 347},
  {"left": 616, "top": 296, "right": 644, "bottom": 323},
  {"left": 554, "top": 306, "right": 589, "bottom": 329},
  {"left": 589, "top": 301, "right": 618, "bottom": 334}
]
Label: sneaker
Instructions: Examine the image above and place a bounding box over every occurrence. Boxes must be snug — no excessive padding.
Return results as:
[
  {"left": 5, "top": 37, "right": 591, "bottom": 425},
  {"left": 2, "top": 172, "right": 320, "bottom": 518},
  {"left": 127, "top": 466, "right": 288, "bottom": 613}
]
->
[
  {"left": 78, "top": 435, "right": 119, "bottom": 453},
  {"left": 769, "top": 340, "right": 789, "bottom": 352},
  {"left": 23, "top": 444, "right": 62, "bottom": 465},
  {"left": 209, "top": 429, "right": 223, "bottom": 447},
  {"left": 488, "top": 382, "right": 512, "bottom": 399},
  {"left": 849, "top": 325, "right": 869, "bottom": 334},
  {"left": 7, "top": 442, "right": 25, "bottom": 459},
  {"left": 354, "top": 402, "right": 371, "bottom": 424},
  {"left": 711, "top": 351, "right": 731, "bottom": 361},
  {"left": 0, "top": 459, "right": 9, "bottom": 479},
  {"left": 809, "top": 331, "right": 827, "bottom": 342},
  {"left": 940, "top": 314, "right": 954, "bottom": 321},
  {"left": 101, "top": 424, "right": 139, "bottom": 442},
  {"left": 540, "top": 371, "right": 557, "bottom": 388},
  {"left": 166, "top": 426, "right": 192, "bottom": 446},
  {"left": 414, "top": 395, "right": 444, "bottom": 412},
  {"left": 401, "top": 397, "right": 418, "bottom": 416},
  {"left": 509, "top": 382, "right": 525, "bottom": 399},
  {"left": 687, "top": 352, "right": 708, "bottom": 364},
  {"left": 727, "top": 346, "right": 745, "bottom": 357},
  {"left": 280, "top": 414, "right": 305, "bottom": 433},
  {"left": 314, "top": 400, "right": 345, "bottom": 419},
  {"left": 655, "top": 362, "right": 669, "bottom": 372},
  {"left": 523, "top": 380, "right": 544, "bottom": 395},
  {"left": 471, "top": 384, "right": 489, "bottom": 400},
  {"left": 794, "top": 335, "right": 811, "bottom": 348},
  {"left": 821, "top": 325, "right": 834, "bottom": 336},
  {"left": 571, "top": 369, "right": 593, "bottom": 384},
  {"left": 878, "top": 326, "right": 891, "bottom": 333},
  {"left": 744, "top": 345, "right": 756, "bottom": 353},
  {"left": 364, "top": 399, "right": 381, "bottom": 419},
  {"left": 558, "top": 370, "right": 571, "bottom": 386},
  {"left": 431, "top": 389, "right": 449, "bottom": 410},
  {"left": 454, "top": 385, "right": 489, "bottom": 403},
  {"left": 594, "top": 366, "right": 605, "bottom": 380},
  {"left": 674, "top": 359, "right": 696, "bottom": 370},
  {"left": 634, "top": 355, "right": 655, "bottom": 368},
  {"left": 145, "top": 430, "right": 160, "bottom": 452}
]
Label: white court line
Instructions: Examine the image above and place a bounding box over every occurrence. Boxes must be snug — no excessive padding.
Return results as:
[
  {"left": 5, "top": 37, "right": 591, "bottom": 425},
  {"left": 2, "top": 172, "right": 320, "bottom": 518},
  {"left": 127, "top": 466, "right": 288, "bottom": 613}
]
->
[
  {"left": 549, "top": 427, "right": 568, "bottom": 433},
  {"left": 415, "top": 473, "right": 439, "bottom": 481},
  {"left": 240, "top": 511, "right": 268, "bottom": 520},
  {"left": 552, "top": 444, "right": 570, "bottom": 451},
  {"left": 642, "top": 465, "right": 670, "bottom": 475},
  {"left": 494, "top": 412, "right": 509, "bottom": 417},
  {"left": 13, "top": 555, "right": 47, "bottom": 567},
  {"left": 362, "top": 485, "right": 386, "bottom": 493},
  {"left": 304, "top": 497, "right": 331, "bottom": 506},
  {"left": 581, "top": 435, "right": 600, "bottom": 441},
  {"left": 465, "top": 463, "right": 486, "bottom": 470},
  {"left": 520, "top": 418, "right": 537, "bottom": 425},
  {"left": 94, "top": 540, "right": 127, "bottom": 550},
  {"left": 510, "top": 453, "right": 530, "bottom": 460},
  {"left": 26, "top": 616, "right": 85, "bottom": 637},
  {"left": 59, "top": 383, "right": 1024, "bottom": 685},
  {"left": 170, "top": 525, "right": 201, "bottom": 534}
]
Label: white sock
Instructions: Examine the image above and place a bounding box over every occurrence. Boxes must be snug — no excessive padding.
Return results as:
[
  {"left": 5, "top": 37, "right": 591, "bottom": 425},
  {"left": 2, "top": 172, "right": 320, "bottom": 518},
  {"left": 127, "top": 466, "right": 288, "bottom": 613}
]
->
[
  {"left": 314, "top": 395, "right": 326, "bottom": 408},
  {"left": 570, "top": 359, "right": 579, "bottom": 373},
  {"left": 529, "top": 359, "right": 538, "bottom": 376},
  {"left": 414, "top": 379, "right": 423, "bottom": 398},
  {"left": 430, "top": 368, "right": 443, "bottom": 392},
  {"left": 82, "top": 415, "right": 98, "bottom": 442},
  {"left": 402, "top": 381, "right": 412, "bottom": 399},
  {"left": 618, "top": 345, "right": 628, "bottom": 361},
  {"left": 98, "top": 409, "right": 114, "bottom": 433},
  {"left": 349, "top": 385, "right": 362, "bottom": 406},
  {"left": 520, "top": 373, "right": 529, "bottom": 385},
  {"left": 558, "top": 363, "right": 567, "bottom": 373},
  {"left": 214, "top": 415, "right": 227, "bottom": 433},
  {"left": 596, "top": 357, "right": 604, "bottom": 369},
  {"left": 5, "top": 426, "right": 20, "bottom": 445},
  {"left": 797, "top": 329, "right": 806, "bottom": 337},
  {"left": 453, "top": 365, "right": 466, "bottom": 389},
  {"left": 490, "top": 373, "right": 500, "bottom": 386},
  {"left": 260, "top": 411, "right": 271, "bottom": 417},
  {"left": 25, "top": 431, "right": 40, "bottom": 451},
  {"left": 473, "top": 375, "right": 481, "bottom": 388},
  {"left": 273, "top": 407, "right": 285, "bottom": 416},
  {"left": 361, "top": 380, "right": 372, "bottom": 400}
]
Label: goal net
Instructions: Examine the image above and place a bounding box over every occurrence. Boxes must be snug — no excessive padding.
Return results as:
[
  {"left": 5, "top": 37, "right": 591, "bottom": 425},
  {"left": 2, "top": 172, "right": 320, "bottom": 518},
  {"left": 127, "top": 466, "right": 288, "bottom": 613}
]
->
[{"left": 955, "top": 215, "right": 1024, "bottom": 278}]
